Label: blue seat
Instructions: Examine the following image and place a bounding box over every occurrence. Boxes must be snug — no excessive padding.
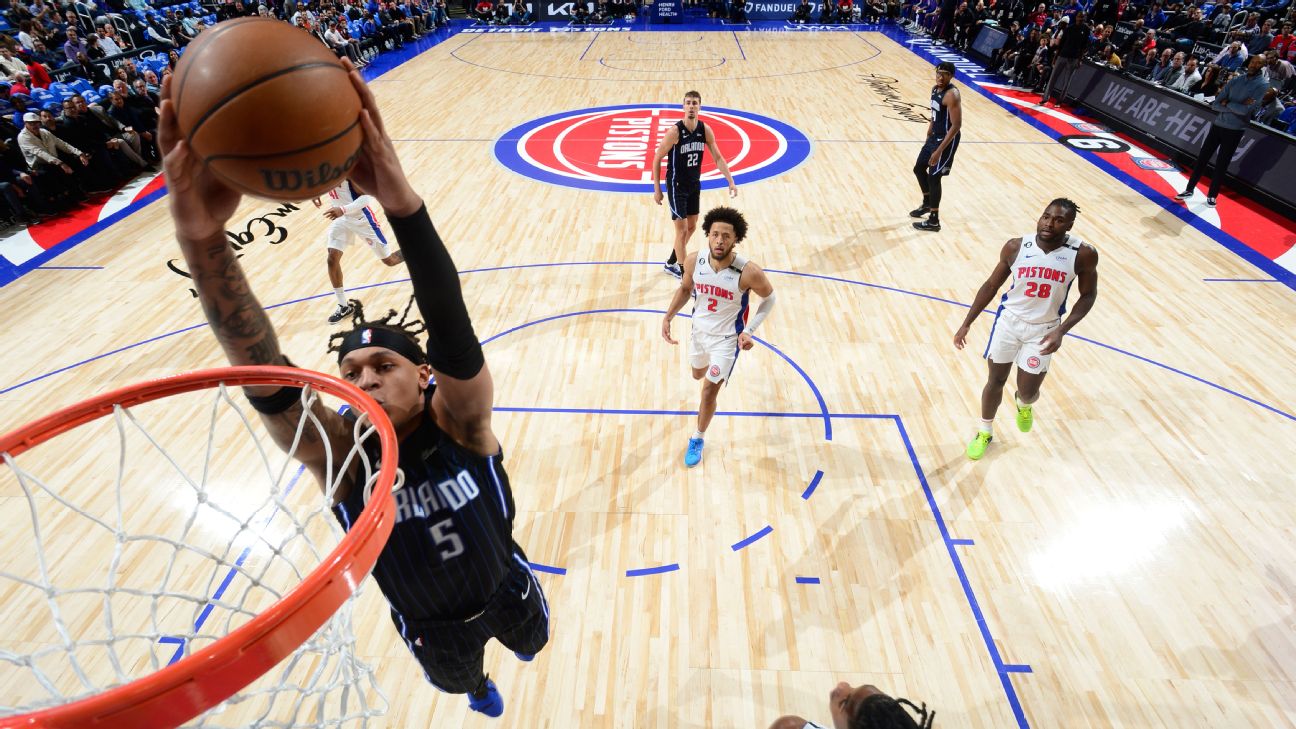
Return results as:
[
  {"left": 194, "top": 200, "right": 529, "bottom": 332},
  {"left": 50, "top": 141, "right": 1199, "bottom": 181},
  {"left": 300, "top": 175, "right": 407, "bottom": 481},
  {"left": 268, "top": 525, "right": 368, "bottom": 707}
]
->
[
  {"left": 1278, "top": 105, "right": 1296, "bottom": 125},
  {"left": 43, "top": 100, "right": 63, "bottom": 113},
  {"left": 70, "top": 79, "right": 93, "bottom": 94},
  {"left": 31, "top": 89, "right": 54, "bottom": 100},
  {"left": 98, "top": 84, "right": 115, "bottom": 96}
]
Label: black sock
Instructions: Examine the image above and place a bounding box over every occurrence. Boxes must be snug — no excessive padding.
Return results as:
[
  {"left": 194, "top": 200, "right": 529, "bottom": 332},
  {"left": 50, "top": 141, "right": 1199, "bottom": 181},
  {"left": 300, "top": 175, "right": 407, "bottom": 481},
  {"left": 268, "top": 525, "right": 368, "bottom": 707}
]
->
[
  {"left": 928, "top": 210, "right": 940, "bottom": 222},
  {"left": 470, "top": 675, "right": 490, "bottom": 699},
  {"left": 667, "top": 250, "right": 678, "bottom": 265}
]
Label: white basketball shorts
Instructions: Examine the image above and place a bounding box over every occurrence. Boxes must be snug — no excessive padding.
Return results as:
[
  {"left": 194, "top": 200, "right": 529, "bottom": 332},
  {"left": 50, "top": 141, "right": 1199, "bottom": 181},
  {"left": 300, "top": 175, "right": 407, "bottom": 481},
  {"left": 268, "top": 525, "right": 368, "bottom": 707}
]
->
[
  {"left": 688, "top": 330, "right": 740, "bottom": 384},
  {"left": 326, "top": 216, "right": 392, "bottom": 259},
  {"left": 983, "top": 308, "right": 1060, "bottom": 375}
]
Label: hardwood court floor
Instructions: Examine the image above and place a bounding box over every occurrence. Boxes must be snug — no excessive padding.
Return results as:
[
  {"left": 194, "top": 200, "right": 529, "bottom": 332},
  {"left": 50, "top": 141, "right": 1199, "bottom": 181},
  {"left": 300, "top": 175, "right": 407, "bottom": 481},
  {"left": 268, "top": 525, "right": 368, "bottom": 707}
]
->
[{"left": 1, "top": 28, "right": 1295, "bottom": 728}]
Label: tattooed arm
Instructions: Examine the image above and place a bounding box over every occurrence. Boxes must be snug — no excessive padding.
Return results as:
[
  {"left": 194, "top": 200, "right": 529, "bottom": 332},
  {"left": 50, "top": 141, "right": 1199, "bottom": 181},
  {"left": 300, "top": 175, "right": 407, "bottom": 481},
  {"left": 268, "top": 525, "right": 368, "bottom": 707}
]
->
[{"left": 159, "top": 76, "right": 354, "bottom": 496}]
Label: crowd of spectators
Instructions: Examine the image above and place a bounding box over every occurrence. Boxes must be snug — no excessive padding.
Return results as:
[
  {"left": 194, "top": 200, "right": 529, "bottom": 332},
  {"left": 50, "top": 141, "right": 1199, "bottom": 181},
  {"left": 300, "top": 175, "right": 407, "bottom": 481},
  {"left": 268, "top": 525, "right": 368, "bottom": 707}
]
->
[
  {"left": 898, "top": 0, "right": 1295, "bottom": 132},
  {"left": 0, "top": 0, "right": 448, "bottom": 228}
]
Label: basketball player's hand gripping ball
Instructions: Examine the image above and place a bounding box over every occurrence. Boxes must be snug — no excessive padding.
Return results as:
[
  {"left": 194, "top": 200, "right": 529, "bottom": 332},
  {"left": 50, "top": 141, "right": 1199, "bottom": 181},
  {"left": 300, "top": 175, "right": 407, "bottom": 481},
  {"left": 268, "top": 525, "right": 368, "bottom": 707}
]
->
[
  {"left": 168, "top": 18, "right": 363, "bottom": 201},
  {"left": 158, "top": 74, "right": 242, "bottom": 243},
  {"left": 336, "top": 58, "right": 423, "bottom": 218}
]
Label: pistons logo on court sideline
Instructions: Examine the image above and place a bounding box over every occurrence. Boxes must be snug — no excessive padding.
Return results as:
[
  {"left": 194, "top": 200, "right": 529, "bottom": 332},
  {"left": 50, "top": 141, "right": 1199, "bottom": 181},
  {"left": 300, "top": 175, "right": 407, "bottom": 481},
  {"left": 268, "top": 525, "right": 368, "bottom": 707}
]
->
[{"left": 493, "top": 104, "right": 811, "bottom": 193}]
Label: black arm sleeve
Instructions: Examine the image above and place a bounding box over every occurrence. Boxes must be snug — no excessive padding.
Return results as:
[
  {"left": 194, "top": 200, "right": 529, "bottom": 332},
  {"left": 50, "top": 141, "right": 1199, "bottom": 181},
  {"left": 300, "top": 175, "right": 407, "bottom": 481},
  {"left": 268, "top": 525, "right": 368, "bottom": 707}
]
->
[{"left": 385, "top": 204, "right": 485, "bottom": 380}]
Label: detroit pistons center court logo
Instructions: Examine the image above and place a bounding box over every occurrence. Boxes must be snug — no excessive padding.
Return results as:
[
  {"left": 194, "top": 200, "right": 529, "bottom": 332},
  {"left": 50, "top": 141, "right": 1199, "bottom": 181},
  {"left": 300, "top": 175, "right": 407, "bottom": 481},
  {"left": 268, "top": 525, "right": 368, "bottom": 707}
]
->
[{"left": 494, "top": 104, "right": 811, "bottom": 193}]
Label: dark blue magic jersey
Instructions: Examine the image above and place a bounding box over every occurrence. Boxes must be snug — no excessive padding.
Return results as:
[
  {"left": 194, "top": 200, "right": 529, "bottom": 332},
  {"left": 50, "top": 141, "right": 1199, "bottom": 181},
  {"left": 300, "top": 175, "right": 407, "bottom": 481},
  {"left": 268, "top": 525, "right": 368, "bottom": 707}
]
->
[
  {"left": 929, "top": 84, "right": 958, "bottom": 140},
  {"left": 666, "top": 119, "right": 707, "bottom": 190},
  {"left": 333, "top": 388, "right": 517, "bottom": 621}
]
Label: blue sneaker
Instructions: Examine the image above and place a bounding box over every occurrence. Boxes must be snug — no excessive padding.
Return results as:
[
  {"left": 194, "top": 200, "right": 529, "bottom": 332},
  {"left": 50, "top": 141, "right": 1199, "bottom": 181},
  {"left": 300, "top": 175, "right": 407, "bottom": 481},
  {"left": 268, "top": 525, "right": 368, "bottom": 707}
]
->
[
  {"left": 467, "top": 677, "right": 504, "bottom": 718},
  {"left": 514, "top": 652, "right": 535, "bottom": 662},
  {"left": 684, "top": 437, "right": 704, "bottom": 467}
]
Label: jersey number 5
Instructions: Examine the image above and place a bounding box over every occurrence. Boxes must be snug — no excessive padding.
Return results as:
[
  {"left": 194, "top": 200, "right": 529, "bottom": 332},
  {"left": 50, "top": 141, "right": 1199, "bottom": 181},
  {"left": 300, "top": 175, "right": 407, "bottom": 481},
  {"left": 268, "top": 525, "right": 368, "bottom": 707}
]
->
[
  {"left": 1022, "top": 282, "right": 1053, "bottom": 298},
  {"left": 429, "top": 519, "right": 464, "bottom": 561}
]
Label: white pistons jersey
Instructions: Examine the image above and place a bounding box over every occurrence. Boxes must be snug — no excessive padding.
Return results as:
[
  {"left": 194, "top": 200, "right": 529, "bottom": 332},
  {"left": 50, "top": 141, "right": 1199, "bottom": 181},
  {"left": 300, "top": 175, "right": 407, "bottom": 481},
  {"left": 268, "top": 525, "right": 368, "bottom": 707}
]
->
[
  {"left": 999, "top": 233, "right": 1085, "bottom": 324},
  {"left": 328, "top": 180, "right": 378, "bottom": 225},
  {"left": 691, "top": 251, "right": 750, "bottom": 337}
]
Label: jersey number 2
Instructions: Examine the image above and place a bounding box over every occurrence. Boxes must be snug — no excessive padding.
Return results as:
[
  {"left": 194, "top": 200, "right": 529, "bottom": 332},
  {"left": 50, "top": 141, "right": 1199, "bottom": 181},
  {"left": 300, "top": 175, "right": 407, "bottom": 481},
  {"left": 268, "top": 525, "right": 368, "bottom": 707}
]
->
[
  {"left": 429, "top": 519, "right": 464, "bottom": 561},
  {"left": 1022, "top": 282, "right": 1053, "bottom": 298},
  {"left": 706, "top": 297, "right": 718, "bottom": 312}
]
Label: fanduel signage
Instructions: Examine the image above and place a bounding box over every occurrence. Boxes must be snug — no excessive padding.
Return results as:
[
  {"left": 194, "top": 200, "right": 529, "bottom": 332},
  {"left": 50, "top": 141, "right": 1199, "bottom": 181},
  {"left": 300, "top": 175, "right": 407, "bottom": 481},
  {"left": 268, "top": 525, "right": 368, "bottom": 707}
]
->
[
  {"left": 1065, "top": 62, "right": 1296, "bottom": 206},
  {"left": 745, "top": 1, "right": 818, "bottom": 19}
]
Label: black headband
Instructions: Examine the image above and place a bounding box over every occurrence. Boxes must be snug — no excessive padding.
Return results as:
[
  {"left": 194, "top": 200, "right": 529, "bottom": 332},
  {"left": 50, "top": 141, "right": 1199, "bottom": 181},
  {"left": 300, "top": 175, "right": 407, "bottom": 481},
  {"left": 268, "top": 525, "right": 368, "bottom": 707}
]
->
[{"left": 336, "top": 326, "right": 426, "bottom": 366}]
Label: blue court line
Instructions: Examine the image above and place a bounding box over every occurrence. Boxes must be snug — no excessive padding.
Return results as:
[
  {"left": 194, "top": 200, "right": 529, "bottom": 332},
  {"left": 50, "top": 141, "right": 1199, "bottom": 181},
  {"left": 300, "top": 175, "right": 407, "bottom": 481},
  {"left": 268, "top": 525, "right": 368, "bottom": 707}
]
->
[
  {"left": 159, "top": 461, "right": 309, "bottom": 666},
  {"left": 2, "top": 187, "right": 167, "bottom": 287},
  {"left": 496, "top": 406, "right": 826, "bottom": 418},
  {"left": 5, "top": 262, "right": 1291, "bottom": 425},
  {"left": 529, "top": 561, "right": 568, "bottom": 575},
  {"left": 732, "top": 29, "right": 747, "bottom": 60},
  {"left": 625, "top": 33, "right": 705, "bottom": 44},
  {"left": 477, "top": 307, "right": 833, "bottom": 440},
  {"left": 892, "top": 414, "right": 1030, "bottom": 729},
  {"left": 579, "top": 30, "right": 600, "bottom": 60},
  {"left": 801, "top": 469, "right": 824, "bottom": 500},
  {"left": 794, "top": 576, "right": 821, "bottom": 584},
  {"left": 1003, "top": 664, "right": 1033, "bottom": 674},
  {"left": 881, "top": 26, "right": 1296, "bottom": 293},
  {"left": 626, "top": 563, "right": 680, "bottom": 577},
  {"left": 766, "top": 267, "right": 974, "bottom": 310},
  {"left": 389, "top": 137, "right": 495, "bottom": 142},
  {"left": 950, "top": 538, "right": 975, "bottom": 546},
  {"left": 1066, "top": 333, "right": 1295, "bottom": 423},
  {"left": 598, "top": 56, "right": 727, "bottom": 71},
  {"left": 0, "top": 321, "right": 207, "bottom": 395},
  {"left": 495, "top": 407, "right": 897, "bottom": 420},
  {"left": 34, "top": 265, "right": 104, "bottom": 270},
  {"left": 731, "top": 525, "right": 773, "bottom": 551},
  {"left": 1201, "top": 278, "right": 1281, "bottom": 283},
  {"left": 815, "top": 139, "right": 1054, "bottom": 145},
  {"left": 757, "top": 336, "right": 832, "bottom": 440}
]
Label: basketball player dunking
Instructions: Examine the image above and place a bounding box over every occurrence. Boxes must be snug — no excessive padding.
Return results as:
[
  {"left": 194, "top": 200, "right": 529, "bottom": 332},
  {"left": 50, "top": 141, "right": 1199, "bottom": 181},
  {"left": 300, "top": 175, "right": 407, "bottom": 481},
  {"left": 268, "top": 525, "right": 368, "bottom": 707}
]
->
[
  {"left": 313, "top": 179, "right": 404, "bottom": 324},
  {"left": 651, "top": 90, "right": 738, "bottom": 279},
  {"left": 911, "top": 61, "right": 962, "bottom": 233},
  {"left": 953, "top": 199, "right": 1099, "bottom": 460},
  {"left": 661, "top": 206, "right": 776, "bottom": 467},
  {"left": 159, "top": 60, "right": 549, "bottom": 718}
]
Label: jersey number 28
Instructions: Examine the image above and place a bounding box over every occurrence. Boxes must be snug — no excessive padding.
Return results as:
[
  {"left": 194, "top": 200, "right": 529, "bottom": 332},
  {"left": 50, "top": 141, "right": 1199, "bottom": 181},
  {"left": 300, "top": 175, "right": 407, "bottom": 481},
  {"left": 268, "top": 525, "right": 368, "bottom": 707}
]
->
[{"left": 1022, "top": 282, "right": 1053, "bottom": 298}]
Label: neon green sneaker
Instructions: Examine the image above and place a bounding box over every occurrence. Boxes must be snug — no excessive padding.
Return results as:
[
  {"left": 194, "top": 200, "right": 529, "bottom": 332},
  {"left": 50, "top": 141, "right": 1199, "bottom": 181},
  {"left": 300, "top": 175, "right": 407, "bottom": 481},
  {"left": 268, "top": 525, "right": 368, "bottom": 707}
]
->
[
  {"left": 1015, "top": 401, "right": 1034, "bottom": 433},
  {"left": 966, "top": 431, "right": 993, "bottom": 460}
]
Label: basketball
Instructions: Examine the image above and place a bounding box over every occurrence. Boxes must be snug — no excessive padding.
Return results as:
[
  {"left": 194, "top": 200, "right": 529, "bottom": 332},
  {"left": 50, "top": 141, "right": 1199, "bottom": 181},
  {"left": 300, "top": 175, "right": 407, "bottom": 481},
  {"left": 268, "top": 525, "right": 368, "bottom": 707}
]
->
[{"left": 171, "top": 17, "right": 363, "bottom": 202}]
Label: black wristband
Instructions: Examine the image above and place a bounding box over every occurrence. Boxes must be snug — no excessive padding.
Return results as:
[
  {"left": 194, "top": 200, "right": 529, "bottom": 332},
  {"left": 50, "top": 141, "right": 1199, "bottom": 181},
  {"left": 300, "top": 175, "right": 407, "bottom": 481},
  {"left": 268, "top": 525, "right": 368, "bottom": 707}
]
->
[
  {"left": 244, "top": 386, "right": 304, "bottom": 415},
  {"left": 385, "top": 203, "right": 486, "bottom": 381}
]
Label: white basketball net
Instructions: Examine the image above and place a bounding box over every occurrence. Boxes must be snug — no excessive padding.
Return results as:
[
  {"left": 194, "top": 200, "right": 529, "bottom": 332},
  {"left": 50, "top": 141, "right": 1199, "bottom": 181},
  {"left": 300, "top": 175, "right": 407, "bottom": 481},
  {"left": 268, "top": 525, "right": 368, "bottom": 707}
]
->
[{"left": 0, "top": 382, "right": 393, "bottom": 727}]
